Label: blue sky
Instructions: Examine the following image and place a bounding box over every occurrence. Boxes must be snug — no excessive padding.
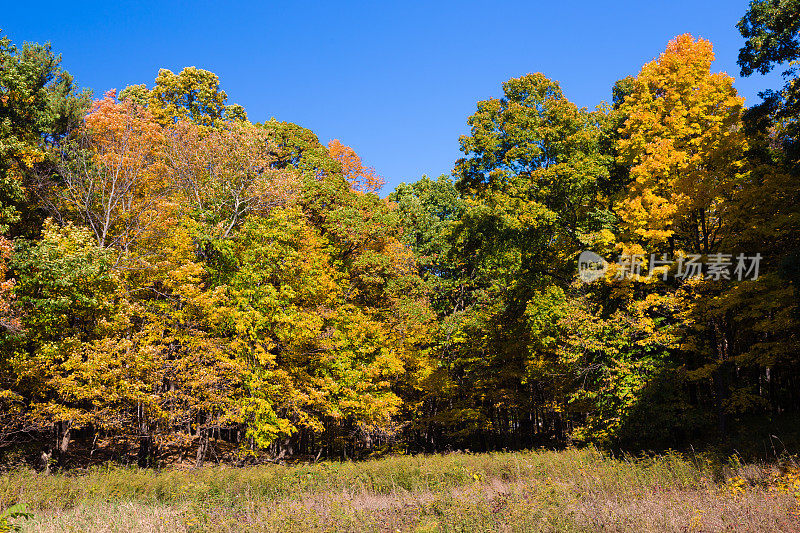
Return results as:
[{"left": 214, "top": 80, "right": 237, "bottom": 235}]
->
[{"left": 3, "top": 1, "right": 785, "bottom": 194}]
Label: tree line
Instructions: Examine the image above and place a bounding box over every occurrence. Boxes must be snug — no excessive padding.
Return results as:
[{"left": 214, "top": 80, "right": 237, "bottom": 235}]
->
[{"left": 0, "top": 0, "right": 798, "bottom": 468}]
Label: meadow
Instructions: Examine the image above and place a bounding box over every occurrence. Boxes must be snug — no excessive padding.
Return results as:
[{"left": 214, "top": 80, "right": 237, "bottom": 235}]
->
[{"left": 1, "top": 448, "right": 799, "bottom": 532}]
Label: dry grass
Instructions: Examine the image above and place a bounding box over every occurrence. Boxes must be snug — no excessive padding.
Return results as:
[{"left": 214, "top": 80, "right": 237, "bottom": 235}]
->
[{"left": 1, "top": 447, "right": 798, "bottom": 532}]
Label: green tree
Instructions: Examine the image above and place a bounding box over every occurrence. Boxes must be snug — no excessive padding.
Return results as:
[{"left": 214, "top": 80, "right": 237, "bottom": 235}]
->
[
  {"left": 738, "top": 0, "right": 800, "bottom": 77},
  {"left": 9, "top": 220, "right": 123, "bottom": 460},
  {"left": 121, "top": 67, "right": 246, "bottom": 127},
  {"left": 424, "top": 73, "right": 612, "bottom": 448},
  {"left": 738, "top": 0, "right": 800, "bottom": 170},
  {"left": 0, "top": 31, "right": 90, "bottom": 237},
  {"left": 388, "top": 175, "right": 464, "bottom": 283}
]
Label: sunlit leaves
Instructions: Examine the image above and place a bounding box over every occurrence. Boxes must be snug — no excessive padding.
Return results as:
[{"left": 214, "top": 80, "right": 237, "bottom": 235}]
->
[
  {"left": 328, "top": 139, "right": 384, "bottom": 194},
  {"left": 615, "top": 35, "right": 747, "bottom": 253}
]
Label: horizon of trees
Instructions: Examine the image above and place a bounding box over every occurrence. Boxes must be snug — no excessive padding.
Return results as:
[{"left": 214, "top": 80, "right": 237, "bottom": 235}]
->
[{"left": 0, "top": 0, "right": 798, "bottom": 469}]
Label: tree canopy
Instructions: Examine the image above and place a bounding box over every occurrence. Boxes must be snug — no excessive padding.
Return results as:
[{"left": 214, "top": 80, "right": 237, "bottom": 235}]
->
[{"left": 0, "top": 9, "right": 798, "bottom": 467}]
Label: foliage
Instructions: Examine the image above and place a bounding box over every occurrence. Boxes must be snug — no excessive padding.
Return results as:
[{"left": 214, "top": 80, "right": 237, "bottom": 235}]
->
[
  {"left": 121, "top": 67, "right": 246, "bottom": 126},
  {"left": 0, "top": 14, "right": 798, "bottom": 466},
  {"left": 0, "top": 30, "right": 90, "bottom": 236},
  {"left": 328, "top": 139, "right": 384, "bottom": 194},
  {"left": 738, "top": 0, "right": 800, "bottom": 76},
  {"left": 405, "top": 72, "right": 614, "bottom": 447},
  {"left": 9, "top": 220, "right": 126, "bottom": 439},
  {"left": 0, "top": 503, "right": 31, "bottom": 532},
  {"left": 615, "top": 35, "right": 746, "bottom": 253}
]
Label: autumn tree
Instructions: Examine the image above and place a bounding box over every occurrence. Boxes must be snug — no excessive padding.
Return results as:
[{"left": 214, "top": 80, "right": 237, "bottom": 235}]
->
[
  {"left": 9, "top": 221, "right": 125, "bottom": 461},
  {"left": 51, "top": 91, "right": 169, "bottom": 257},
  {"left": 608, "top": 35, "right": 758, "bottom": 439},
  {"left": 223, "top": 208, "right": 412, "bottom": 454},
  {"left": 615, "top": 34, "right": 747, "bottom": 255},
  {"left": 124, "top": 219, "right": 246, "bottom": 467},
  {"left": 415, "top": 73, "right": 613, "bottom": 448},
  {"left": 165, "top": 120, "right": 298, "bottom": 240},
  {"left": 328, "top": 139, "right": 384, "bottom": 194},
  {"left": 121, "top": 67, "right": 246, "bottom": 126}
]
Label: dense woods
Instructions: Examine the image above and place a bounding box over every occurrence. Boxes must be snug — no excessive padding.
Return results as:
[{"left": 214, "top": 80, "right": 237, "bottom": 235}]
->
[{"left": 0, "top": 0, "right": 798, "bottom": 469}]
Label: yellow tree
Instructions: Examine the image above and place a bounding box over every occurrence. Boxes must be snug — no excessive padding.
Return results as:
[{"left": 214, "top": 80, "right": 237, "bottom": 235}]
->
[
  {"left": 127, "top": 219, "right": 246, "bottom": 467},
  {"left": 122, "top": 67, "right": 247, "bottom": 127},
  {"left": 225, "top": 203, "right": 431, "bottom": 458},
  {"left": 616, "top": 34, "right": 747, "bottom": 255},
  {"left": 613, "top": 35, "right": 749, "bottom": 437}
]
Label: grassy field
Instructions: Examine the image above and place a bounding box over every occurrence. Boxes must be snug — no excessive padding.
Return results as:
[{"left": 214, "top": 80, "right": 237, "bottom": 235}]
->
[{"left": 1, "top": 448, "right": 799, "bottom": 532}]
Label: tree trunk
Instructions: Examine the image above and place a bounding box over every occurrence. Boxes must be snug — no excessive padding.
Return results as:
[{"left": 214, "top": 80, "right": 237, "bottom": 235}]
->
[
  {"left": 138, "top": 435, "right": 152, "bottom": 468},
  {"left": 712, "top": 363, "right": 730, "bottom": 437},
  {"left": 137, "top": 402, "right": 152, "bottom": 467},
  {"left": 195, "top": 428, "right": 209, "bottom": 467},
  {"left": 40, "top": 449, "right": 52, "bottom": 474},
  {"left": 58, "top": 421, "right": 71, "bottom": 454}
]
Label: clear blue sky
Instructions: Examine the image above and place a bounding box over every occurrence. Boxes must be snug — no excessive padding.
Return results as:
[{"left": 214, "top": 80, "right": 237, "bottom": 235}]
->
[{"left": 3, "top": 0, "right": 784, "bottom": 194}]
